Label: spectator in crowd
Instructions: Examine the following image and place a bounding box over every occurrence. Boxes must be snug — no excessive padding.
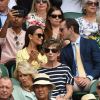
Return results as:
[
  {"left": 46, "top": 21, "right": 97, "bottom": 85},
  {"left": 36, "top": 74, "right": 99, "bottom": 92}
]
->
[
  {"left": 13, "top": 61, "right": 37, "bottom": 100},
  {"left": 0, "top": 0, "right": 10, "bottom": 27},
  {"left": 32, "top": 73, "right": 56, "bottom": 100},
  {"left": 38, "top": 38, "right": 74, "bottom": 99},
  {"left": 0, "top": 5, "right": 26, "bottom": 77},
  {"left": 26, "top": 0, "right": 50, "bottom": 29},
  {"left": 81, "top": 93, "right": 96, "bottom": 100},
  {"left": 16, "top": 25, "right": 47, "bottom": 69},
  {"left": 0, "top": 77, "right": 14, "bottom": 100},
  {"left": 76, "top": 0, "right": 100, "bottom": 47},
  {"left": 44, "top": 7, "right": 64, "bottom": 40},
  {"left": 16, "top": 0, "right": 33, "bottom": 14},
  {"left": 61, "top": 0, "right": 82, "bottom": 13},
  {"left": 60, "top": 18, "right": 100, "bottom": 92},
  {"left": 49, "top": 0, "right": 62, "bottom": 8}
]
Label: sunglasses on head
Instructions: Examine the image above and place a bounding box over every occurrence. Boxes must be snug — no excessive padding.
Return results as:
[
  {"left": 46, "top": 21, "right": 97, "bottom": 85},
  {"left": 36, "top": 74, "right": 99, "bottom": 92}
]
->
[
  {"left": 97, "top": 85, "right": 100, "bottom": 89},
  {"left": 86, "top": 1, "right": 99, "bottom": 7},
  {"left": 44, "top": 48, "right": 58, "bottom": 53},
  {"left": 50, "top": 14, "right": 62, "bottom": 19},
  {"left": 35, "top": 33, "right": 44, "bottom": 38},
  {"left": 36, "top": 0, "right": 47, "bottom": 4}
]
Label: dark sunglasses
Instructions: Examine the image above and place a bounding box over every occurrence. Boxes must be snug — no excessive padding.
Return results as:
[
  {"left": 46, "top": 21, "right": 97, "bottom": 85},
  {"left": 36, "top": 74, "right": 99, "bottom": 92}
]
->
[
  {"left": 14, "top": 36, "right": 20, "bottom": 46},
  {"left": 97, "top": 86, "right": 100, "bottom": 89},
  {"left": 44, "top": 48, "right": 58, "bottom": 53},
  {"left": 36, "top": 0, "right": 47, "bottom": 4},
  {"left": 50, "top": 14, "right": 62, "bottom": 19},
  {"left": 35, "top": 33, "right": 44, "bottom": 38},
  {"left": 87, "top": 1, "right": 99, "bottom": 7}
]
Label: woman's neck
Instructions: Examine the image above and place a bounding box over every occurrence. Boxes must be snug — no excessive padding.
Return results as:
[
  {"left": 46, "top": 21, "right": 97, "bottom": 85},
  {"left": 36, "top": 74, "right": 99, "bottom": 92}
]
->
[
  {"left": 84, "top": 13, "right": 96, "bottom": 22},
  {"left": 27, "top": 42, "right": 37, "bottom": 52},
  {"left": 36, "top": 10, "right": 47, "bottom": 19}
]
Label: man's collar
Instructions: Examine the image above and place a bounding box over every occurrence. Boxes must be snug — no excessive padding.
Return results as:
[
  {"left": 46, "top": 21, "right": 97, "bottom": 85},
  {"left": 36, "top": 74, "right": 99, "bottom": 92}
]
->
[{"left": 71, "top": 36, "right": 81, "bottom": 45}]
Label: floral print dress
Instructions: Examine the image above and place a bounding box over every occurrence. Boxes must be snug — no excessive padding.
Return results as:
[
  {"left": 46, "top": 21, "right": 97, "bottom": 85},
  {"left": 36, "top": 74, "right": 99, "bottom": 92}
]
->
[
  {"left": 76, "top": 17, "right": 100, "bottom": 47},
  {"left": 26, "top": 12, "right": 46, "bottom": 29}
]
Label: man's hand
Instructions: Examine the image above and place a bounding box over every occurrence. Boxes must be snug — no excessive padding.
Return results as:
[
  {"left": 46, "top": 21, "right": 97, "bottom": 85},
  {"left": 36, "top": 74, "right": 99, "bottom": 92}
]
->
[
  {"left": 7, "top": 10, "right": 19, "bottom": 22},
  {"left": 74, "top": 77, "right": 91, "bottom": 87}
]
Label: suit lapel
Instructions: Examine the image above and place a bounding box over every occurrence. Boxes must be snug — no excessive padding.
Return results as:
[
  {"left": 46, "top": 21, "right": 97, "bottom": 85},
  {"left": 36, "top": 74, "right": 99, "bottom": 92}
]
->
[{"left": 67, "top": 43, "right": 76, "bottom": 75}]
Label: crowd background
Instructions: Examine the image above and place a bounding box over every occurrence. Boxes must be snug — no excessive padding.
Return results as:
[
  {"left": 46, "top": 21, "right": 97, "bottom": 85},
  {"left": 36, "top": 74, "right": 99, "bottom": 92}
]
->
[{"left": 0, "top": 0, "right": 100, "bottom": 100}]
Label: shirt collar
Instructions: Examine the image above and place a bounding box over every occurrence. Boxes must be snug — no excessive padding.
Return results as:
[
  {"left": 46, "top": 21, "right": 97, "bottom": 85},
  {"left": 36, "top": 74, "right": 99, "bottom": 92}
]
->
[{"left": 71, "top": 36, "right": 81, "bottom": 45}]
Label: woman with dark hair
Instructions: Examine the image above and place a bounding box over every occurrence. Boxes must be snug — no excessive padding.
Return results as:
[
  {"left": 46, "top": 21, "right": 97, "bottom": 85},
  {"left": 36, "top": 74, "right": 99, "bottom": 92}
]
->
[
  {"left": 44, "top": 7, "right": 64, "bottom": 40},
  {"left": 16, "top": 25, "right": 47, "bottom": 69}
]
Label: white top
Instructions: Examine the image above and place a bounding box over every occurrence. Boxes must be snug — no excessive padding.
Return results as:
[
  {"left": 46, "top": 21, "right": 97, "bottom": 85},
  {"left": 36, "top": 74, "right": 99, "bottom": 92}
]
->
[
  {"left": 61, "top": 0, "right": 82, "bottom": 13},
  {"left": 8, "top": 0, "right": 17, "bottom": 9}
]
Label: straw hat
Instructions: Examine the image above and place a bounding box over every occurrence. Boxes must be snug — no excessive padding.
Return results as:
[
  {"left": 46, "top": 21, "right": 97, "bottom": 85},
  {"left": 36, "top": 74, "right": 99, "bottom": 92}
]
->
[
  {"left": 81, "top": 94, "right": 96, "bottom": 100},
  {"left": 32, "top": 73, "right": 55, "bottom": 90}
]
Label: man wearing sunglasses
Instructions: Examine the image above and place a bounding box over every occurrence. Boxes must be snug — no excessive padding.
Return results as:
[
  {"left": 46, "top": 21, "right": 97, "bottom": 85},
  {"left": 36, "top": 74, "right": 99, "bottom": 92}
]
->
[
  {"left": 60, "top": 18, "right": 100, "bottom": 92},
  {"left": 38, "top": 38, "right": 74, "bottom": 100}
]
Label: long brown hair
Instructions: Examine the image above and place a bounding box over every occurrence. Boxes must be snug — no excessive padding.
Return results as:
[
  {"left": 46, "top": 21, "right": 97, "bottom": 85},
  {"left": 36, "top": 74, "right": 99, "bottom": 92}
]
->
[{"left": 44, "top": 7, "right": 64, "bottom": 40}]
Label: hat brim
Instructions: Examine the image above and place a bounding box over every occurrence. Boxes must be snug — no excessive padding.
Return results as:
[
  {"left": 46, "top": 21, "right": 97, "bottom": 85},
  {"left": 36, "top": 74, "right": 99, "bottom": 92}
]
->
[{"left": 32, "top": 80, "right": 55, "bottom": 90}]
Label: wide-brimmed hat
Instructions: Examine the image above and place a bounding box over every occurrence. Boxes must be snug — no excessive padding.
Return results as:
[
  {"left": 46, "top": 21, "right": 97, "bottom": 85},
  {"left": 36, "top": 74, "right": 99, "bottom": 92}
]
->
[
  {"left": 32, "top": 73, "right": 55, "bottom": 90},
  {"left": 81, "top": 94, "right": 96, "bottom": 100}
]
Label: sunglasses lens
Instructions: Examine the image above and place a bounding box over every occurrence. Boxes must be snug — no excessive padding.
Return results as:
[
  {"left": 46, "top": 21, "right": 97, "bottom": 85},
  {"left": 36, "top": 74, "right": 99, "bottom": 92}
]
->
[
  {"left": 45, "top": 48, "right": 50, "bottom": 53},
  {"left": 51, "top": 15, "right": 62, "bottom": 19},
  {"left": 87, "top": 1, "right": 99, "bottom": 7},
  {"left": 36, "top": 0, "right": 47, "bottom": 3},
  {"left": 52, "top": 49, "right": 58, "bottom": 53},
  {"left": 42, "top": 0, "right": 47, "bottom": 3},
  {"left": 45, "top": 48, "right": 58, "bottom": 53},
  {"left": 37, "top": 34, "right": 44, "bottom": 38}
]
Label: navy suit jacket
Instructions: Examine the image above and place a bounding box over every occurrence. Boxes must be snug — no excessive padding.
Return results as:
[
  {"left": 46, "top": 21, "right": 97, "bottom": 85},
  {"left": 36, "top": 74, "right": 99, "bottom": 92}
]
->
[{"left": 60, "top": 37, "right": 100, "bottom": 79}]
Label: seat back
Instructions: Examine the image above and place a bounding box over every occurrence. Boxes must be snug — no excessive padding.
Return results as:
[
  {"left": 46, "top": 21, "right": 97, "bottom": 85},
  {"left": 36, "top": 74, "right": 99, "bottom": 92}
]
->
[
  {"left": 64, "top": 12, "right": 83, "bottom": 19},
  {"left": 0, "top": 64, "right": 9, "bottom": 77},
  {"left": 90, "top": 80, "right": 99, "bottom": 93}
]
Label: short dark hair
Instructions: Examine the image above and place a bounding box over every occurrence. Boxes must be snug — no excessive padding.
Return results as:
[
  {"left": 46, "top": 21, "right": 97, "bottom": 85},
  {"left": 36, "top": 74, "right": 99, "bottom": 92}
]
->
[
  {"left": 43, "top": 38, "right": 62, "bottom": 51},
  {"left": 64, "top": 18, "right": 80, "bottom": 34},
  {"left": 12, "top": 5, "right": 28, "bottom": 17}
]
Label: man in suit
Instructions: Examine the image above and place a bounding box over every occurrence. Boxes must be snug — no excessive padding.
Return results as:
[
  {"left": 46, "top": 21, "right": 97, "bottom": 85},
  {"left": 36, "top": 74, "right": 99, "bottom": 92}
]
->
[{"left": 60, "top": 18, "right": 100, "bottom": 91}]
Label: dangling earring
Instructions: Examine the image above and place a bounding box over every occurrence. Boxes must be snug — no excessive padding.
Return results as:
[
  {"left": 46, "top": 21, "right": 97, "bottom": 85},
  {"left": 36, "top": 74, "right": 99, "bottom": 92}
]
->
[{"left": 82, "top": 8, "right": 87, "bottom": 15}]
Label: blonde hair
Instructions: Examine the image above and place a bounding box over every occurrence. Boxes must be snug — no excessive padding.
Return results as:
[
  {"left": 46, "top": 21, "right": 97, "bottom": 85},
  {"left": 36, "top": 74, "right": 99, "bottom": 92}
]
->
[
  {"left": 30, "top": 0, "right": 50, "bottom": 13},
  {"left": 14, "top": 61, "right": 38, "bottom": 79}
]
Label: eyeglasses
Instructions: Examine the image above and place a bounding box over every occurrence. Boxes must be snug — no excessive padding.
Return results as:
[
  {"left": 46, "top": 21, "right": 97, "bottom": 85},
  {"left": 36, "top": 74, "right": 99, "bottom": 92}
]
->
[
  {"left": 34, "top": 33, "right": 44, "bottom": 38},
  {"left": 44, "top": 48, "right": 58, "bottom": 53},
  {"left": 86, "top": 1, "right": 99, "bottom": 7},
  {"left": 97, "top": 86, "right": 100, "bottom": 89},
  {"left": 50, "top": 14, "right": 62, "bottom": 19},
  {"left": 14, "top": 36, "right": 20, "bottom": 46},
  {"left": 36, "top": 0, "right": 47, "bottom": 4}
]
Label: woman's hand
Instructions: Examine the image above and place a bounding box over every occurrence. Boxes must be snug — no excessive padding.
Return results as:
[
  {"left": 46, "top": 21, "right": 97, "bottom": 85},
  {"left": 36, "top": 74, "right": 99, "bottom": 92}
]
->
[{"left": 28, "top": 50, "right": 39, "bottom": 63}]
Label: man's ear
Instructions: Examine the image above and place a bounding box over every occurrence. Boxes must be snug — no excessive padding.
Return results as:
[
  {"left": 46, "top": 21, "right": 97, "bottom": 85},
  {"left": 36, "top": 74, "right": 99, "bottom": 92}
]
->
[{"left": 69, "top": 26, "right": 74, "bottom": 33}]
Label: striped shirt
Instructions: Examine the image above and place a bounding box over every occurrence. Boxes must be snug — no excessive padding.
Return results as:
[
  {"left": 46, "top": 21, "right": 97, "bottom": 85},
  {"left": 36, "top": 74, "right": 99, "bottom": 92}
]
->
[{"left": 38, "top": 64, "right": 74, "bottom": 98}]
